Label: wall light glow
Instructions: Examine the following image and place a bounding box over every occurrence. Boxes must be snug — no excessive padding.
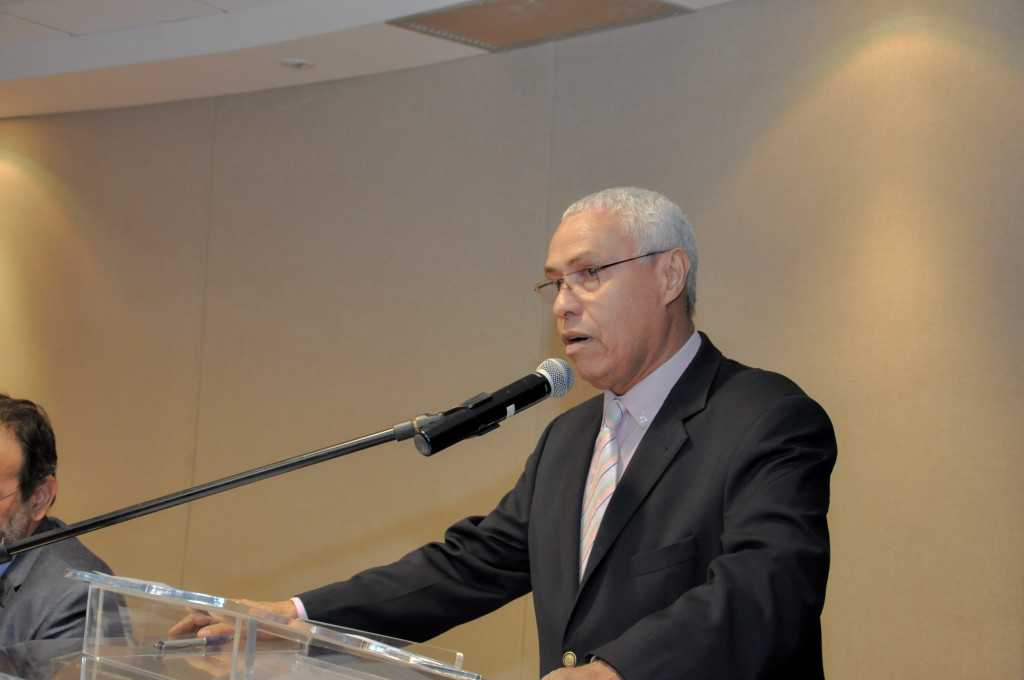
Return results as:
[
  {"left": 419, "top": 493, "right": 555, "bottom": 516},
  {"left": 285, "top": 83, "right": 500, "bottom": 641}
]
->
[
  {"left": 705, "top": 8, "right": 1023, "bottom": 381},
  {"left": 0, "top": 149, "right": 117, "bottom": 396}
]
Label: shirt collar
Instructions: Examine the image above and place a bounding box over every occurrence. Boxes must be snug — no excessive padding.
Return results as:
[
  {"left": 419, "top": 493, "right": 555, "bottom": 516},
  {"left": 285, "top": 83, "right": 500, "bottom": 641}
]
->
[{"left": 607, "top": 330, "right": 701, "bottom": 431}]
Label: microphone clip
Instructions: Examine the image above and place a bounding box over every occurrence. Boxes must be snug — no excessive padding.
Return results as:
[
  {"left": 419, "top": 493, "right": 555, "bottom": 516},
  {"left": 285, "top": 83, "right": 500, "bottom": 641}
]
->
[{"left": 392, "top": 413, "right": 442, "bottom": 443}]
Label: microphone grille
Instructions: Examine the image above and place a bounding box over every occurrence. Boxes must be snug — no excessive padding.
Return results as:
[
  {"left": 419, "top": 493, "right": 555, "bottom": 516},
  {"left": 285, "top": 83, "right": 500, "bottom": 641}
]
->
[{"left": 537, "top": 358, "right": 574, "bottom": 398}]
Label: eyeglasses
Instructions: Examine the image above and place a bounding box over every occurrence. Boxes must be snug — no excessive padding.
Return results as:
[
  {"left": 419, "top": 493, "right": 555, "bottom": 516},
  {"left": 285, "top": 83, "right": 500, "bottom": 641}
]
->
[
  {"left": 534, "top": 251, "right": 667, "bottom": 305},
  {"left": 0, "top": 488, "right": 20, "bottom": 503}
]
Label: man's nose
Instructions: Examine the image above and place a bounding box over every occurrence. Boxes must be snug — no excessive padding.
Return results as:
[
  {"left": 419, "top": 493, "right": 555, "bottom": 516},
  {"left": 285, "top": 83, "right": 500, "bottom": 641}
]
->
[{"left": 552, "top": 282, "right": 582, "bottom": 316}]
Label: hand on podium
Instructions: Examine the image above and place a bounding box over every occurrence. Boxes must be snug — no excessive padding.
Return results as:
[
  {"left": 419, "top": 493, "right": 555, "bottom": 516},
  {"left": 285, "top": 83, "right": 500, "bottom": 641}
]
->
[
  {"left": 542, "top": 659, "right": 623, "bottom": 680},
  {"left": 169, "top": 599, "right": 299, "bottom": 639}
]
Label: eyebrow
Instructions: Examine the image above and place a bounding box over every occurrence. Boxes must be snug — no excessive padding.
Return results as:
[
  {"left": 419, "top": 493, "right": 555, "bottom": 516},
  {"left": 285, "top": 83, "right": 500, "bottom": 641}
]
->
[{"left": 544, "top": 251, "right": 600, "bottom": 276}]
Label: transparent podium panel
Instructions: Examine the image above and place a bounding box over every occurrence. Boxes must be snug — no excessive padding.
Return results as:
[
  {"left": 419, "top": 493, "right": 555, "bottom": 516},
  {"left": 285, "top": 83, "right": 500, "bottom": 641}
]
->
[{"left": 0, "top": 571, "right": 483, "bottom": 680}]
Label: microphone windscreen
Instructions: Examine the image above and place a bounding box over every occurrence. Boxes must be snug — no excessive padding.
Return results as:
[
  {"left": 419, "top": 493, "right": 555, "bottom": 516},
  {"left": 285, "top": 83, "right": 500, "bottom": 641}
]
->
[{"left": 537, "top": 358, "right": 574, "bottom": 398}]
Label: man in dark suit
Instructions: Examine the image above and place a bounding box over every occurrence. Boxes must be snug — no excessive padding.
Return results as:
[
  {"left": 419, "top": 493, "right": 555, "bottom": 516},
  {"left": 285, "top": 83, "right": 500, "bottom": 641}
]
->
[
  {"left": 0, "top": 395, "right": 113, "bottom": 646},
  {"left": 177, "top": 188, "right": 836, "bottom": 679}
]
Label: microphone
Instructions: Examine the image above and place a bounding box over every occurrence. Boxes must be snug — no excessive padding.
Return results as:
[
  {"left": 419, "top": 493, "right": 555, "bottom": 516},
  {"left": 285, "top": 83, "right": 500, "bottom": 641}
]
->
[{"left": 413, "top": 358, "right": 574, "bottom": 456}]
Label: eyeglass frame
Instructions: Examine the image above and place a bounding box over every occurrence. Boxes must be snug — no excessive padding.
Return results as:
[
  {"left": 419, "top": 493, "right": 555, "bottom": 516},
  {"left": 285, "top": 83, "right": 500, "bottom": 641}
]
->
[{"left": 533, "top": 250, "right": 669, "bottom": 303}]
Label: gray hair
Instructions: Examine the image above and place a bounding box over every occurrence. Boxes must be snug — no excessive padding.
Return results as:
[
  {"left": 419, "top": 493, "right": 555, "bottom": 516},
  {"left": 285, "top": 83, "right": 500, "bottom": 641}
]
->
[{"left": 563, "top": 187, "right": 698, "bottom": 315}]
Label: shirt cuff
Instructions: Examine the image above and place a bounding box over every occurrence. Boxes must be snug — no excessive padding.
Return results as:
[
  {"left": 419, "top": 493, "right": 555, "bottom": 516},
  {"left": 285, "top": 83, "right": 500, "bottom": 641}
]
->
[{"left": 290, "top": 596, "right": 308, "bottom": 620}]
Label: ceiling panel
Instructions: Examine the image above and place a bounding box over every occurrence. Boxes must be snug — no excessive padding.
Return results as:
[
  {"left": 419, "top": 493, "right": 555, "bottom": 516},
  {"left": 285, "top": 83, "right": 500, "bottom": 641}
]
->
[
  {"left": 0, "top": 0, "right": 219, "bottom": 35},
  {"left": 0, "top": 0, "right": 743, "bottom": 120},
  {"left": 0, "top": 12, "right": 67, "bottom": 44},
  {"left": 389, "top": 0, "right": 691, "bottom": 52},
  {"left": 200, "top": 0, "right": 284, "bottom": 10}
]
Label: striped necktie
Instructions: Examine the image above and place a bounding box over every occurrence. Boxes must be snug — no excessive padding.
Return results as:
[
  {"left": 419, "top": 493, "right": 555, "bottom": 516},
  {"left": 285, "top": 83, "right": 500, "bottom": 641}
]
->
[{"left": 580, "top": 398, "right": 624, "bottom": 578}]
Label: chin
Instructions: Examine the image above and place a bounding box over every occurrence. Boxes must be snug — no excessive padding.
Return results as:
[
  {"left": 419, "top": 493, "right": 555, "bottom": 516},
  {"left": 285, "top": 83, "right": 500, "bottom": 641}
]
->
[
  {"left": 577, "top": 370, "right": 612, "bottom": 392},
  {"left": 567, "top": 354, "right": 612, "bottom": 390}
]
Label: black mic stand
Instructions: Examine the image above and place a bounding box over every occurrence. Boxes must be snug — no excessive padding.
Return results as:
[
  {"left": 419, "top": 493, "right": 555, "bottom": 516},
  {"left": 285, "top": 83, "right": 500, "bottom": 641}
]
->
[{"left": 0, "top": 413, "right": 441, "bottom": 564}]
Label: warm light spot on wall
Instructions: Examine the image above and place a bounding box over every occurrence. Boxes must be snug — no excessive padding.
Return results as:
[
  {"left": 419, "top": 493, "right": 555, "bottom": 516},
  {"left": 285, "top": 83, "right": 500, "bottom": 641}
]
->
[
  {"left": 0, "top": 155, "right": 40, "bottom": 391},
  {"left": 0, "top": 150, "right": 117, "bottom": 395},
  {"left": 830, "top": 28, "right": 959, "bottom": 338},
  {"left": 706, "top": 9, "right": 1021, "bottom": 381},
  {"left": 808, "top": 17, "right": 1020, "bottom": 371}
]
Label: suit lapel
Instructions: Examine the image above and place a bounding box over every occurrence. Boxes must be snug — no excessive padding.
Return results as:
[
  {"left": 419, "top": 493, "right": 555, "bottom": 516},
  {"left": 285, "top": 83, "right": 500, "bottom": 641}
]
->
[
  {"left": 557, "top": 403, "right": 603, "bottom": 611},
  {"left": 577, "top": 334, "right": 723, "bottom": 588},
  {"left": 1, "top": 517, "right": 54, "bottom": 606}
]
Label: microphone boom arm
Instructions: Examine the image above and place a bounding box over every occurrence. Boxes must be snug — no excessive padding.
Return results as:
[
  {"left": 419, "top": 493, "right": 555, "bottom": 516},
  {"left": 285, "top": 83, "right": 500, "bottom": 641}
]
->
[
  {"left": 0, "top": 414, "right": 440, "bottom": 565},
  {"left": 0, "top": 358, "right": 572, "bottom": 564}
]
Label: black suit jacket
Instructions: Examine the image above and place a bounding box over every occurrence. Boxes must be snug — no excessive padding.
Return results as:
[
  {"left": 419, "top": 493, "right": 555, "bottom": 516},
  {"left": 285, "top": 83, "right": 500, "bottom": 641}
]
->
[
  {"left": 300, "top": 334, "right": 836, "bottom": 679},
  {"left": 0, "top": 517, "right": 113, "bottom": 647}
]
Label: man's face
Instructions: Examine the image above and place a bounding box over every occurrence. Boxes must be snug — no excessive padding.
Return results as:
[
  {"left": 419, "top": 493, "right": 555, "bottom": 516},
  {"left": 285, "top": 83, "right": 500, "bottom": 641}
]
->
[
  {"left": 0, "top": 427, "right": 35, "bottom": 542},
  {"left": 544, "top": 209, "right": 677, "bottom": 395}
]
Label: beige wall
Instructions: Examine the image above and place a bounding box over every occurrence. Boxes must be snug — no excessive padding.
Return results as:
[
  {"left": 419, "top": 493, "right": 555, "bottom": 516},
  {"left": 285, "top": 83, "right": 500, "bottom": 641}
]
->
[{"left": 1, "top": 0, "right": 1021, "bottom": 677}]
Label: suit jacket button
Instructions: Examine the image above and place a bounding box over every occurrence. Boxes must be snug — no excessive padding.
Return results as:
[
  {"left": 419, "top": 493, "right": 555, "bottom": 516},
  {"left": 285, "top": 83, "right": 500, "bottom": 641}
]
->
[{"left": 562, "top": 651, "right": 577, "bottom": 667}]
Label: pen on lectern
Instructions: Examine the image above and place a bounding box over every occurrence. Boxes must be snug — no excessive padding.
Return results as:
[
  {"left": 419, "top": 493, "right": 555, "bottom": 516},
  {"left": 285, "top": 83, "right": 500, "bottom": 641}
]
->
[{"left": 154, "top": 635, "right": 233, "bottom": 650}]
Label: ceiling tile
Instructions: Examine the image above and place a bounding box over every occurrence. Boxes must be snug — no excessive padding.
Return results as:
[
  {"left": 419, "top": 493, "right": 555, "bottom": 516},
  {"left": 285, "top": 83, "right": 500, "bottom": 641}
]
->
[
  {"left": 390, "top": 0, "right": 689, "bottom": 52},
  {"left": 198, "top": 0, "right": 286, "bottom": 10},
  {"left": 0, "top": 13, "right": 68, "bottom": 44},
  {"left": 663, "top": 0, "right": 740, "bottom": 8},
  {"left": 1, "top": 0, "right": 220, "bottom": 35}
]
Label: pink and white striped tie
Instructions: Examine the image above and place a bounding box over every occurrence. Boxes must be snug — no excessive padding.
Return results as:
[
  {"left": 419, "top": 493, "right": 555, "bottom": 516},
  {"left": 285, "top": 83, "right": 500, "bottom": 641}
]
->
[{"left": 580, "top": 398, "right": 624, "bottom": 578}]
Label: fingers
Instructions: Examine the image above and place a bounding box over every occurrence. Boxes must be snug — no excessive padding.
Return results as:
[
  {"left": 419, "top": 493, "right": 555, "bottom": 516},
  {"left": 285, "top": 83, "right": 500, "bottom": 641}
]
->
[
  {"left": 168, "top": 608, "right": 238, "bottom": 638},
  {"left": 168, "top": 612, "right": 215, "bottom": 636},
  {"left": 541, "top": 660, "right": 623, "bottom": 680},
  {"left": 237, "top": 599, "right": 299, "bottom": 620},
  {"left": 193, "top": 621, "right": 238, "bottom": 638},
  {"left": 167, "top": 600, "right": 298, "bottom": 639}
]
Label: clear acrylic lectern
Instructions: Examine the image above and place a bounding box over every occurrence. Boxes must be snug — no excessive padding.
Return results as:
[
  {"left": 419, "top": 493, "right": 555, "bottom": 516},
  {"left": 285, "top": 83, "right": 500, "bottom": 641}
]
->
[{"left": 0, "top": 571, "right": 483, "bottom": 680}]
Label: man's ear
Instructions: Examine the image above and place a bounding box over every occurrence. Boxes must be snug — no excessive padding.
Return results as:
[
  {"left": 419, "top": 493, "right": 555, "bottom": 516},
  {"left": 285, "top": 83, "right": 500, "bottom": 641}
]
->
[
  {"left": 659, "top": 248, "right": 690, "bottom": 306},
  {"left": 28, "top": 476, "right": 57, "bottom": 523}
]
